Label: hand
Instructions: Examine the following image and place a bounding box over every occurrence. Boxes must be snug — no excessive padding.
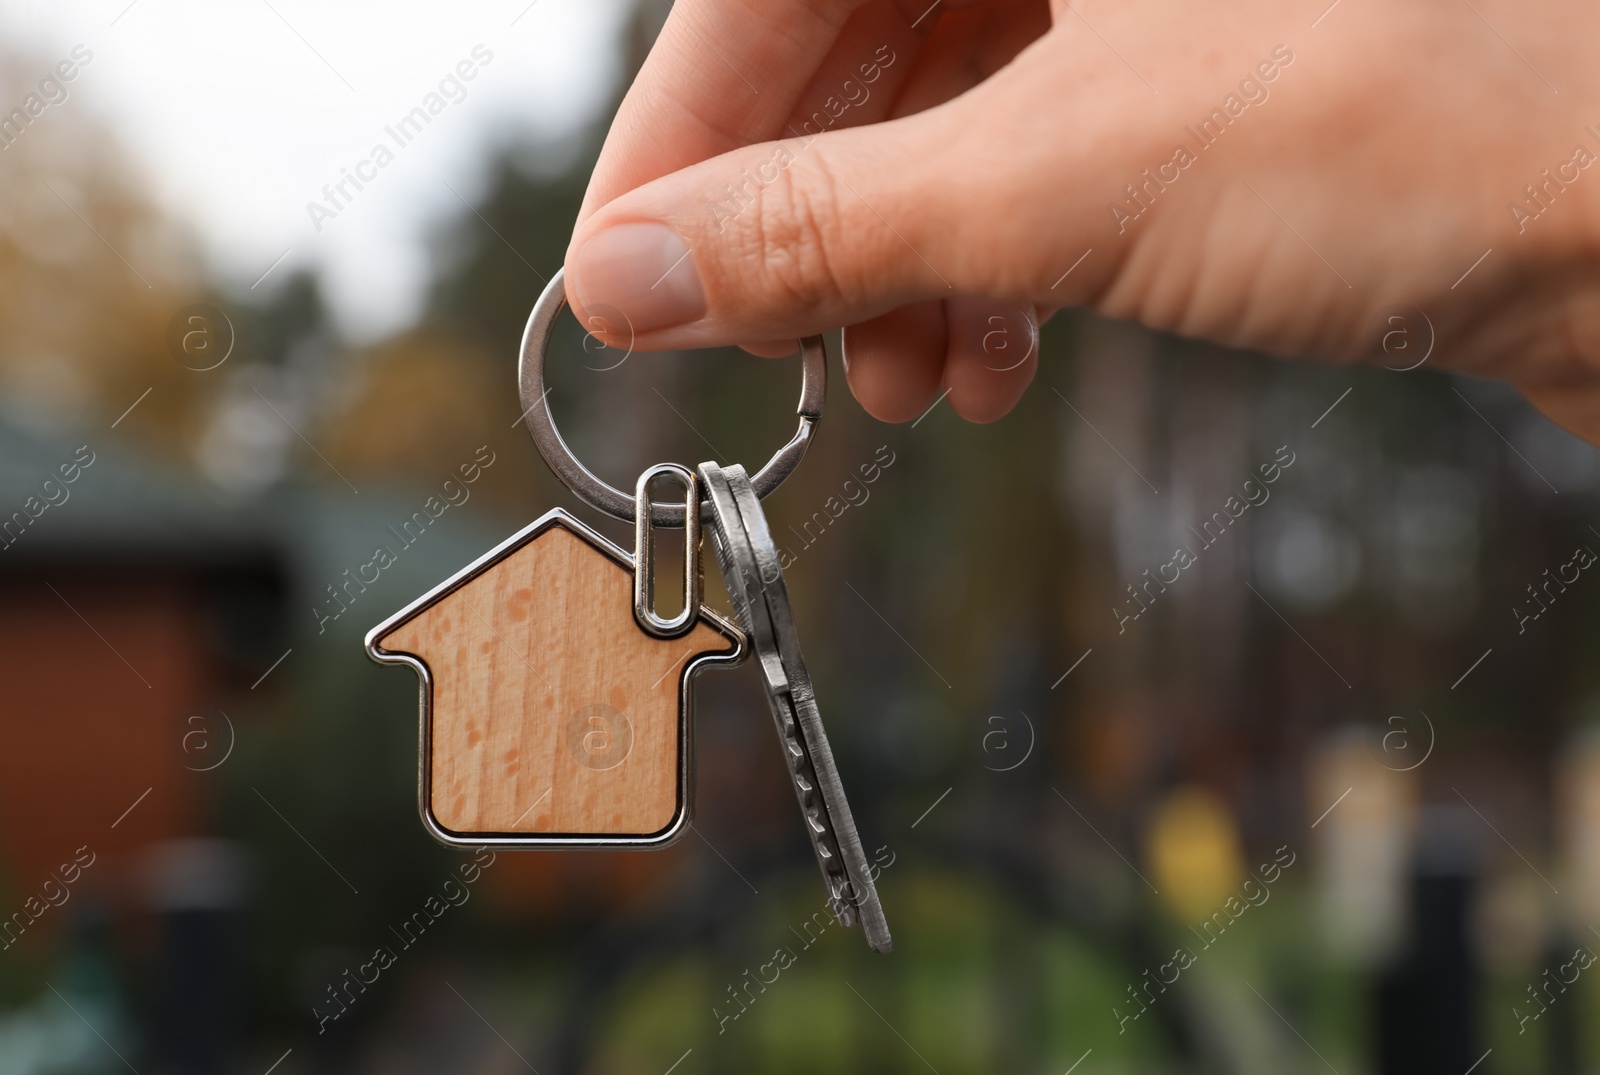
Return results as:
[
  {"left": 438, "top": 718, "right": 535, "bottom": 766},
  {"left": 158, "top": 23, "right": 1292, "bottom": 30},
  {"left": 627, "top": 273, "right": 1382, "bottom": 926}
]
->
[{"left": 565, "top": 0, "right": 1600, "bottom": 440}]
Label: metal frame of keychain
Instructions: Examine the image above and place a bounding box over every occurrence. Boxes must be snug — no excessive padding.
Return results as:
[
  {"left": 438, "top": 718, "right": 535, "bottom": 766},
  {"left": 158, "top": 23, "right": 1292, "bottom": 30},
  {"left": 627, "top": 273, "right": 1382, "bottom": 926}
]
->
[{"left": 368, "top": 268, "right": 889, "bottom": 950}]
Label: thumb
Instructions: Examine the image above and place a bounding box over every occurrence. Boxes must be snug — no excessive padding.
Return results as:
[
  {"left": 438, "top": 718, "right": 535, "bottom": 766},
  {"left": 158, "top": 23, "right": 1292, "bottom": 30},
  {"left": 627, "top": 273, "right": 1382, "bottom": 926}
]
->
[{"left": 564, "top": 83, "right": 1063, "bottom": 350}]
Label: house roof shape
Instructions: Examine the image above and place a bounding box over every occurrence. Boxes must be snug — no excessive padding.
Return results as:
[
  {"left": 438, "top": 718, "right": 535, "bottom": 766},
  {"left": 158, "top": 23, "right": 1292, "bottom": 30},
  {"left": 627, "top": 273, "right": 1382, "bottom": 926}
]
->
[{"left": 366, "top": 507, "right": 743, "bottom": 848}]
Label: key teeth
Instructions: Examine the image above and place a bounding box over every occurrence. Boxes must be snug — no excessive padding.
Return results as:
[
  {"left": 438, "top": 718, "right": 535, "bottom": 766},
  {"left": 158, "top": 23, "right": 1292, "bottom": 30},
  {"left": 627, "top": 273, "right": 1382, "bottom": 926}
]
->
[{"left": 704, "top": 461, "right": 890, "bottom": 952}]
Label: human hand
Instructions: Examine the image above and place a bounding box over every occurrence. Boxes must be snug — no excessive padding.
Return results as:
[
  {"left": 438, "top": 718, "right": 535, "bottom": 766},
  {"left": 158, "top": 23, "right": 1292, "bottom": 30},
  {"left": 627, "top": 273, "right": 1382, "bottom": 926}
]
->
[{"left": 565, "top": 0, "right": 1600, "bottom": 440}]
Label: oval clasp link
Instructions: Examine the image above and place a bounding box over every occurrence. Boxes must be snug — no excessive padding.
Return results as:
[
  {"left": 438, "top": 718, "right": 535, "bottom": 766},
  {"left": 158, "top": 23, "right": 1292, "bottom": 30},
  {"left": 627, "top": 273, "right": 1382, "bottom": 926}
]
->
[{"left": 634, "top": 463, "right": 702, "bottom": 638}]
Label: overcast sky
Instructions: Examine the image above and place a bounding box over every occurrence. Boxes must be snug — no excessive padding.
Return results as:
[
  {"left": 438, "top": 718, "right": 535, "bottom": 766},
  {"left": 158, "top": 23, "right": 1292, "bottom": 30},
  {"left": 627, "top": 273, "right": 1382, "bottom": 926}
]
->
[{"left": 0, "top": 0, "right": 626, "bottom": 339}]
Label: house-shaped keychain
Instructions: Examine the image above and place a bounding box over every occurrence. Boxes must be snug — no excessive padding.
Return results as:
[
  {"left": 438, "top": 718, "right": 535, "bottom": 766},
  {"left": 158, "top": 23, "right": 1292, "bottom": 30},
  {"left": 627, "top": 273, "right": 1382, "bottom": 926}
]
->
[{"left": 366, "top": 507, "right": 742, "bottom": 848}]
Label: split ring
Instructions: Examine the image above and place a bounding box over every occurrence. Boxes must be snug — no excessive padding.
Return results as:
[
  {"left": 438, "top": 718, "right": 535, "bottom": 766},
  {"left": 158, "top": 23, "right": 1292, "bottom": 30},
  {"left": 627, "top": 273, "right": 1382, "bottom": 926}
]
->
[{"left": 518, "top": 268, "right": 825, "bottom": 525}]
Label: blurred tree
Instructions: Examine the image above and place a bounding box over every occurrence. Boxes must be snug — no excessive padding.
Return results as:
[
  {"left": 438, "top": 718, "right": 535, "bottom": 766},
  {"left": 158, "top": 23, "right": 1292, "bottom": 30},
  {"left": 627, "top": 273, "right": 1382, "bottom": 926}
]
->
[
  {"left": 424, "top": 157, "right": 585, "bottom": 359},
  {"left": 0, "top": 45, "right": 206, "bottom": 460},
  {"left": 318, "top": 1, "right": 667, "bottom": 517}
]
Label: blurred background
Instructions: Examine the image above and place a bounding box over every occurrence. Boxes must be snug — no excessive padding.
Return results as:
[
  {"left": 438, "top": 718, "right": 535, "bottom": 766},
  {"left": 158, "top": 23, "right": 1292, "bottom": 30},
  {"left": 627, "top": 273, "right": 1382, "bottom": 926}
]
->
[{"left": 3, "top": 2, "right": 1600, "bottom": 1073}]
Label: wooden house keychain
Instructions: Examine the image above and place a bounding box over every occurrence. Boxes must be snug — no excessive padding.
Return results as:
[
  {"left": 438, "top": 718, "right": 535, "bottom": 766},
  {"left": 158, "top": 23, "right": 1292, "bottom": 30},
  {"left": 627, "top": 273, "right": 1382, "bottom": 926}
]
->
[
  {"left": 363, "top": 269, "right": 786, "bottom": 846},
  {"left": 367, "top": 270, "right": 888, "bottom": 949}
]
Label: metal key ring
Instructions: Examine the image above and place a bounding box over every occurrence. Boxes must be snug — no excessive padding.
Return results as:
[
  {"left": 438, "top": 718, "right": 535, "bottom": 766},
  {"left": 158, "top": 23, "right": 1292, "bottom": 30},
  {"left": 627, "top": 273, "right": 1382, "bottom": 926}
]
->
[{"left": 518, "top": 268, "right": 826, "bottom": 526}]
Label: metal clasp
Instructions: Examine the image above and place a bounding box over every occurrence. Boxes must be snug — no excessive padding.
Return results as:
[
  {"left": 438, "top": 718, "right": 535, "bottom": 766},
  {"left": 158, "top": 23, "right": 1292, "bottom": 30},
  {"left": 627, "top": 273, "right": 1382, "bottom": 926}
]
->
[{"left": 634, "top": 463, "right": 701, "bottom": 638}]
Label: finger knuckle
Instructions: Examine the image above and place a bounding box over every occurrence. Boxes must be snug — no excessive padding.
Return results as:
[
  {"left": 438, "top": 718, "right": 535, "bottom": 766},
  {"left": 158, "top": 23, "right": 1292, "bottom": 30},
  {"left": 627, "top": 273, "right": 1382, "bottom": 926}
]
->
[{"left": 736, "top": 157, "right": 854, "bottom": 310}]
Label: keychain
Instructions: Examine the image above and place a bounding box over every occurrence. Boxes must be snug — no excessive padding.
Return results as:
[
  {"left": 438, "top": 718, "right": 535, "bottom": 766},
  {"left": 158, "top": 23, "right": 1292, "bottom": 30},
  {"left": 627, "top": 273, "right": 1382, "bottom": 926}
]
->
[{"left": 368, "top": 270, "right": 889, "bottom": 949}]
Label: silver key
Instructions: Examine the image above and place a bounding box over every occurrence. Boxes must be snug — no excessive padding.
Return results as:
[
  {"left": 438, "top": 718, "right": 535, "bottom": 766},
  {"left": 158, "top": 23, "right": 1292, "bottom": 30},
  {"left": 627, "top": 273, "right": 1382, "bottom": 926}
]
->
[{"left": 700, "top": 461, "right": 892, "bottom": 952}]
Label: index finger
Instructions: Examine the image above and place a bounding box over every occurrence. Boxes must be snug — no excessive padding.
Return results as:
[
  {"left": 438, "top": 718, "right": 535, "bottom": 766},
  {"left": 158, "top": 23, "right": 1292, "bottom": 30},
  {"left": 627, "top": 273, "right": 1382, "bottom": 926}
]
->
[
  {"left": 576, "top": 0, "right": 861, "bottom": 222},
  {"left": 575, "top": 0, "right": 947, "bottom": 222}
]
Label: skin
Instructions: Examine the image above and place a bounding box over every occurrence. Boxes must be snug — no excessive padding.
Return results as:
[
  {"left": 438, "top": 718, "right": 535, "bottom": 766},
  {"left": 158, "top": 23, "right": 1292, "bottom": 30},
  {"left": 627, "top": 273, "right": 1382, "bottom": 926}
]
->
[{"left": 566, "top": 0, "right": 1600, "bottom": 442}]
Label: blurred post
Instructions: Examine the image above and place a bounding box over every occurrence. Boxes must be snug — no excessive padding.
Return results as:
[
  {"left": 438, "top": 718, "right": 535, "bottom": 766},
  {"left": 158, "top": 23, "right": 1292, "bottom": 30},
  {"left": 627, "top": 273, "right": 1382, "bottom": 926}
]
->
[
  {"left": 1373, "top": 807, "right": 1482, "bottom": 1075},
  {"left": 1309, "top": 729, "right": 1417, "bottom": 966},
  {"left": 143, "top": 839, "right": 249, "bottom": 1075}
]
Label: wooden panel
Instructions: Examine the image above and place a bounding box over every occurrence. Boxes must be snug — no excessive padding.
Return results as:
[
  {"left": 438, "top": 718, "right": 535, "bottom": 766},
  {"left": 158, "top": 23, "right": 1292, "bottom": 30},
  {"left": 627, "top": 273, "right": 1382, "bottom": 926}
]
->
[
  {"left": 377, "top": 522, "right": 735, "bottom": 837},
  {"left": 0, "top": 578, "right": 203, "bottom": 908}
]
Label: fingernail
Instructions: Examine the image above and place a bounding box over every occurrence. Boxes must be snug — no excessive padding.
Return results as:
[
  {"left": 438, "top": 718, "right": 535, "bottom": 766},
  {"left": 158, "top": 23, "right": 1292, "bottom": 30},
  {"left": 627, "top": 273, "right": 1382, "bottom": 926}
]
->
[{"left": 571, "top": 223, "right": 706, "bottom": 334}]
